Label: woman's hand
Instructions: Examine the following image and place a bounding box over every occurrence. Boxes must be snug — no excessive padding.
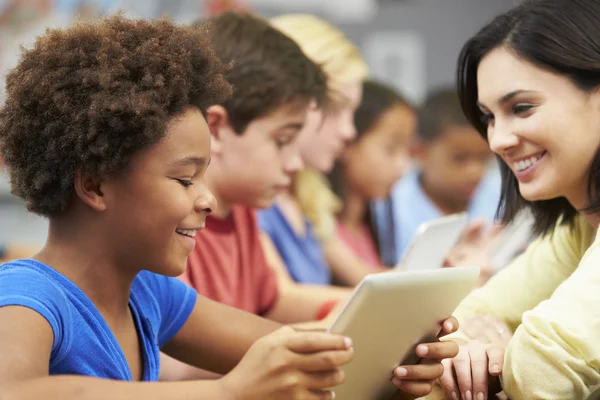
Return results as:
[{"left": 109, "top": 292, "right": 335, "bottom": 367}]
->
[
  {"left": 439, "top": 340, "right": 505, "bottom": 400},
  {"left": 461, "top": 315, "right": 512, "bottom": 346}
]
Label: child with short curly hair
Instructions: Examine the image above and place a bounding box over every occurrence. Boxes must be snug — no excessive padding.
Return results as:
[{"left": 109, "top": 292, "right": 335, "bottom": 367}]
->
[{"left": 0, "top": 14, "right": 357, "bottom": 399}]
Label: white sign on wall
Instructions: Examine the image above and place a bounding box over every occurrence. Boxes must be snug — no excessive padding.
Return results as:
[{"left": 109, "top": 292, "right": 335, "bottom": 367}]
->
[{"left": 363, "top": 31, "right": 426, "bottom": 105}]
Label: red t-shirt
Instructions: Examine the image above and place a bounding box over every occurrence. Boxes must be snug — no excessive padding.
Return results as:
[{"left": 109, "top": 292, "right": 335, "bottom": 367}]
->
[{"left": 180, "top": 205, "right": 279, "bottom": 316}]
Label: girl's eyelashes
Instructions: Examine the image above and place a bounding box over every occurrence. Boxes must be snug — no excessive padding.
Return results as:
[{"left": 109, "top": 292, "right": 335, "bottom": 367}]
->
[{"left": 175, "top": 178, "right": 193, "bottom": 188}]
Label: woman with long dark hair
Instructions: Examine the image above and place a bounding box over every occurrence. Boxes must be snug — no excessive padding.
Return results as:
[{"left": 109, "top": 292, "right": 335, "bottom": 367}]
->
[{"left": 437, "top": 0, "right": 600, "bottom": 399}]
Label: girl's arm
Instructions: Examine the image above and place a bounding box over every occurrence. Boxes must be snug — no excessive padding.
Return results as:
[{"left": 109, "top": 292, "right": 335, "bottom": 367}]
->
[
  {"left": 0, "top": 305, "right": 229, "bottom": 400},
  {"left": 161, "top": 295, "right": 282, "bottom": 374},
  {"left": 258, "top": 232, "right": 352, "bottom": 324},
  {"left": 322, "top": 234, "right": 386, "bottom": 287},
  {"left": 1, "top": 301, "right": 353, "bottom": 400}
]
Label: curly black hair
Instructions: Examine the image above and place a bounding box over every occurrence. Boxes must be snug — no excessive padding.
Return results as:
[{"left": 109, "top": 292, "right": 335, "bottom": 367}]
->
[{"left": 0, "top": 14, "right": 231, "bottom": 217}]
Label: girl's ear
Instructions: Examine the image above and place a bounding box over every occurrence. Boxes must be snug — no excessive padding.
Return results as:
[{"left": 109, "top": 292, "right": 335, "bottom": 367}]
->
[{"left": 73, "top": 170, "right": 107, "bottom": 212}]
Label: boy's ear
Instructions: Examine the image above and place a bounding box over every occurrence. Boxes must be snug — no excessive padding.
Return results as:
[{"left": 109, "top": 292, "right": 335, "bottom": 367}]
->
[
  {"left": 205, "top": 105, "right": 230, "bottom": 157},
  {"left": 73, "top": 170, "right": 107, "bottom": 212}
]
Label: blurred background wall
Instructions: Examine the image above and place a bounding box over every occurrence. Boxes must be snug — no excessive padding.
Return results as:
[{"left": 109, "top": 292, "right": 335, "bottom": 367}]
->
[{"left": 0, "top": 0, "right": 513, "bottom": 245}]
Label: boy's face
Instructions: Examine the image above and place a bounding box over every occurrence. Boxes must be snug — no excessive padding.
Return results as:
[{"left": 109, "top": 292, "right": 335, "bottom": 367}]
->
[
  {"left": 417, "top": 124, "right": 492, "bottom": 209},
  {"left": 101, "top": 108, "right": 216, "bottom": 277},
  {"left": 207, "top": 104, "right": 305, "bottom": 210}
]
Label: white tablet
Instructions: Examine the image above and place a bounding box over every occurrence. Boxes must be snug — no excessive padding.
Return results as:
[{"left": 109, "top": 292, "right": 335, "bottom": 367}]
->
[
  {"left": 328, "top": 267, "right": 480, "bottom": 400},
  {"left": 396, "top": 213, "right": 468, "bottom": 271}
]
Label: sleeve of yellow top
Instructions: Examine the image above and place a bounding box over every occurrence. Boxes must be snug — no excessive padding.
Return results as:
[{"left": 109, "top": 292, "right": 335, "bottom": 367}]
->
[
  {"left": 502, "top": 227, "right": 600, "bottom": 399},
  {"left": 448, "top": 216, "right": 587, "bottom": 340}
]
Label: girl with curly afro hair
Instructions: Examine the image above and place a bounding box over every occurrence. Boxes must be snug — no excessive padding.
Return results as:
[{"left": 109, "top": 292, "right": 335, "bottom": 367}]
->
[{"left": 0, "top": 14, "right": 355, "bottom": 400}]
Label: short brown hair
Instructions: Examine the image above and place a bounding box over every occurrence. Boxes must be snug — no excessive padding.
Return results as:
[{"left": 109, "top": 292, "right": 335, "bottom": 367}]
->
[
  {"left": 201, "top": 11, "right": 327, "bottom": 133},
  {"left": 0, "top": 14, "right": 231, "bottom": 217},
  {"left": 417, "top": 87, "right": 469, "bottom": 142}
]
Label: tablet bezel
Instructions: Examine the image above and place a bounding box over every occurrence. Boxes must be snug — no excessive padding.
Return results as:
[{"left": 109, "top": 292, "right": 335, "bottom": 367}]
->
[{"left": 396, "top": 213, "right": 468, "bottom": 271}]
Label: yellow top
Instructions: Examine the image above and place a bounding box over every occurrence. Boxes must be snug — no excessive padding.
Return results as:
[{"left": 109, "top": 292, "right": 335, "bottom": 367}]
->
[{"left": 451, "top": 214, "right": 600, "bottom": 399}]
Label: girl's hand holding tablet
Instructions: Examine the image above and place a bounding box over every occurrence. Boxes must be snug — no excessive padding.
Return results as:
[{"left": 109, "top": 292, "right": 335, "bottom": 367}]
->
[
  {"left": 219, "top": 326, "right": 354, "bottom": 400},
  {"left": 391, "top": 317, "right": 460, "bottom": 398}
]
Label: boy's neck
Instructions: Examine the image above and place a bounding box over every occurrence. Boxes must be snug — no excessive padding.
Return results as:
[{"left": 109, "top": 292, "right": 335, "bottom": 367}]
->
[
  {"left": 340, "top": 189, "right": 367, "bottom": 232},
  {"left": 35, "top": 215, "right": 135, "bottom": 320},
  {"left": 419, "top": 175, "right": 469, "bottom": 215}
]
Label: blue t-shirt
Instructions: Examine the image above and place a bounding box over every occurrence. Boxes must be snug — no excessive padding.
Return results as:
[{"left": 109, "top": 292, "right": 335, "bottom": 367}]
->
[
  {"left": 373, "top": 168, "right": 502, "bottom": 264},
  {"left": 258, "top": 205, "right": 331, "bottom": 285},
  {"left": 0, "top": 259, "right": 197, "bottom": 381}
]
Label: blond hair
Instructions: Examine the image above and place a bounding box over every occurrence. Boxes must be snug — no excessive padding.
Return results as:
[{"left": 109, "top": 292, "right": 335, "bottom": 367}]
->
[
  {"left": 272, "top": 14, "right": 368, "bottom": 240},
  {"left": 271, "top": 14, "right": 368, "bottom": 100},
  {"left": 292, "top": 168, "right": 342, "bottom": 240}
]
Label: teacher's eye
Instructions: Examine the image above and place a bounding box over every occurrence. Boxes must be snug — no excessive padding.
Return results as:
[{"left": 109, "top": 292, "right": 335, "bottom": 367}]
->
[
  {"left": 512, "top": 104, "right": 534, "bottom": 116},
  {"left": 176, "top": 179, "right": 193, "bottom": 188},
  {"left": 480, "top": 112, "right": 494, "bottom": 125}
]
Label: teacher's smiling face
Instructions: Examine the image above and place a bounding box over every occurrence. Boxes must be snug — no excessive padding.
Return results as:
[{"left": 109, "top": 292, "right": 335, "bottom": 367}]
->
[{"left": 476, "top": 47, "right": 600, "bottom": 209}]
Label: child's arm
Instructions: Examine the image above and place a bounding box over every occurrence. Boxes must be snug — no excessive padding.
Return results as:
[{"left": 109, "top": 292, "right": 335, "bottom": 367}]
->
[
  {"left": 3, "top": 376, "right": 229, "bottom": 400},
  {"left": 0, "top": 305, "right": 229, "bottom": 400},
  {"left": 322, "top": 234, "right": 385, "bottom": 286},
  {"left": 158, "top": 295, "right": 278, "bottom": 382},
  {"left": 1, "top": 303, "right": 352, "bottom": 400},
  {"left": 160, "top": 295, "right": 281, "bottom": 374},
  {"left": 157, "top": 289, "right": 340, "bottom": 382},
  {"left": 259, "top": 232, "right": 352, "bottom": 324}
]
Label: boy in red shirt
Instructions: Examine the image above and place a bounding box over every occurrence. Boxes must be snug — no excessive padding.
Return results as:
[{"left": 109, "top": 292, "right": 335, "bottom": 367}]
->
[{"left": 181, "top": 11, "right": 346, "bottom": 323}]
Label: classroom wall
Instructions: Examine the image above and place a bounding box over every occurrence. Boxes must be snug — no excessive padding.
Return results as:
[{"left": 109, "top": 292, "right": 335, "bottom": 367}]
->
[
  {"left": 0, "top": 0, "right": 513, "bottom": 245},
  {"left": 254, "top": 0, "right": 514, "bottom": 104}
]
